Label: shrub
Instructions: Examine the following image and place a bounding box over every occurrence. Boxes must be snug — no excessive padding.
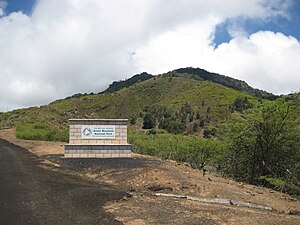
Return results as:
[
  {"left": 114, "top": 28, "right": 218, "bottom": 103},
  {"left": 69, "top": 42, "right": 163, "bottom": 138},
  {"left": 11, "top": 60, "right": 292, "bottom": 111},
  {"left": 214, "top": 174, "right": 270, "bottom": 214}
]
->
[
  {"left": 229, "top": 96, "right": 253, "bottom": 113},
  {"left": 203, "top": 126, "right": 217, "bottom": 138},
  {"left": 142, "top": 113, "right": 156, "bottom": 129},
  {"left": 16, "top": 122, "right": 68, "bottom": 142},
  {"left": 129, "top": 130, "right": 225, "bottom": 170}
]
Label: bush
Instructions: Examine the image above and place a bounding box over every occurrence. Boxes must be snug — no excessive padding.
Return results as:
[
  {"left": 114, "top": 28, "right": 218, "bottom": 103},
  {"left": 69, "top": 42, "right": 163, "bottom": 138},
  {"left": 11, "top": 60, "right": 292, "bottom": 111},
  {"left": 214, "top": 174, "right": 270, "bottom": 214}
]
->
[
  {"left": 16, "top": 122, "right": 68, "bottom": 142},
  {"left": 147, "top": 129, "right": 157, "bottom": 135},
  {"left": 129, "top": 130, "right": 225, "bottom": 170},
  {"left": 129, "top": 116, "right": 137, "bottom": 125},
  {"left": 142, "top": 113, "right": 156, "bottom": 129},
  {"left": 224, "top": 100, "right": 300, "bottom": 185},
  {"left": 258, "top": 176, "right": 300, "bottom": 195},
  {"left": 229, "top": 96, "right": 253, "bottom": 113},
  {"left": 203, "top": 126, "right": 217, "bottom": 138}
]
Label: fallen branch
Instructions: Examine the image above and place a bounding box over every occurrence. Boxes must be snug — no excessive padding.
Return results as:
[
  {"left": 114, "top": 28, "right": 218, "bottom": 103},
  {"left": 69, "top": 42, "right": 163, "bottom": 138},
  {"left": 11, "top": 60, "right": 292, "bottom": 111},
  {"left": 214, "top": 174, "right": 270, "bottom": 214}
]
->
[{"left": 154, "top": 193, "right": 272, "bottom": 211}]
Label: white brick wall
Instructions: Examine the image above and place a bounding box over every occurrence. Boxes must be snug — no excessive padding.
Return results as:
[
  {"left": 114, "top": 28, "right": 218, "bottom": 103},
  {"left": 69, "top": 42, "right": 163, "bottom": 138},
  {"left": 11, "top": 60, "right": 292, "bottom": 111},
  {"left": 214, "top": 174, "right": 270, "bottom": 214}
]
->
[
  {"left": 65, "top": 119, "right": 131, "bottom": 158},
  {"left": 69, "top": 124, "right": 128, "bottom": 144}
]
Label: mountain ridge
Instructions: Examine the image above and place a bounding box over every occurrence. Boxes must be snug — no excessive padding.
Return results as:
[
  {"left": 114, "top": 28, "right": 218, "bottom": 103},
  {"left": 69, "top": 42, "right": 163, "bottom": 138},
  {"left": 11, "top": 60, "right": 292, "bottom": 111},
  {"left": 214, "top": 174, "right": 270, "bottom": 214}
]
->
[
  {"left": 100, "top": 67, "right": 277, "bottom": 100},
  {"left": 0, "top": 67, "right": 284, "bottom": 132},
  {"left": 0, "top": 67, "right": 298, "bottom": 197},
  {"left": 101, "top": 72, "right": 154, "bottom": 94},
  {"left": 0, "top": 73, "right": 259, "bottom": 131}
]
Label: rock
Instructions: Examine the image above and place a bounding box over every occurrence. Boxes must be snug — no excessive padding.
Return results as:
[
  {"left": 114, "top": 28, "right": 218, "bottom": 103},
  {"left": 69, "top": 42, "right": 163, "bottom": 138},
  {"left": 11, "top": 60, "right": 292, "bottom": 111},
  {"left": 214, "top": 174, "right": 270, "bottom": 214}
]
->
[
  {"left": 181, "top": 184, "right": 189, "bottom": 189},
  {"left": 148, "top": 184, "right": 173, "bottom": 192},
  {"left": 286, "top": 210, "right": 300, "bottom": 215},
  {"left": 184, "top": 162, "right": 191, "bottom": 167}
]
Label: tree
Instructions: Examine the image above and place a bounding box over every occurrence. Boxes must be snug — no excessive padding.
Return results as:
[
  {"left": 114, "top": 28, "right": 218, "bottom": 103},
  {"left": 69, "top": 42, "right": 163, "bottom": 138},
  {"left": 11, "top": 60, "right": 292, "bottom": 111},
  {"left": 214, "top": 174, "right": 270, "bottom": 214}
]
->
[
  {"left": 203, "top": 126, "right": 217, "bottom": 138},
  {"left": 142, "top": 113, "right": 156, "bottom": 129},
  {"left": 225, "top": 99, "right": 300, "bottom": 188},
  {"left": 195, "top": 111, "right": 201, "bottom": 120},
  {"left": 199, "top": 120, "right": 205, "bottom": 127},
  {"left": 129, "top": 116, "right": 137, "bottom": 125},
  {"left": 178, "top": 103, "right": 192, "bottom": 123},
  {"left": 192, "top": 122, "right": 199, "bottom": 132},
  {"left": 229, "top": 96, "right": 253, "bottom": 113},
  {"left": 164, "top": 120, "right": 185, "bottom": 134}
]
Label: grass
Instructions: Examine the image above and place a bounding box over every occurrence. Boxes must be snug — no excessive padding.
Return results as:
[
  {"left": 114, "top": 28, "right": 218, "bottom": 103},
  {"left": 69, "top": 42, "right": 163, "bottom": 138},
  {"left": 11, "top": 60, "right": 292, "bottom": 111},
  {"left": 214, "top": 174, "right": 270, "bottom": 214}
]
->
[
  {"left": 0, "top": 74, "right": 258, "bottom": 172},
  {"left": 16, "top": 122, "right": 68, "bottom": 142},
  {"left": 0, "top": 75, "right": 258, "bottom": 130},
  {"left": 128, "top": 129, "right": 227, "bottom": 170},
  {"left": 259, "top": 176, "right": 300, "bottom": 195}
]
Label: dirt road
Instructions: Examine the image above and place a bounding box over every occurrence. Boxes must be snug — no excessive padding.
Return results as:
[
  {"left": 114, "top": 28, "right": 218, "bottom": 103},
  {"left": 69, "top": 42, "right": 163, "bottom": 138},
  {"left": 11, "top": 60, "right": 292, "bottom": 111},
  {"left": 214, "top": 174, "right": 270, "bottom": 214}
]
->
[{"left": 0, "top": 139, "right": 125, "bottom": 225}]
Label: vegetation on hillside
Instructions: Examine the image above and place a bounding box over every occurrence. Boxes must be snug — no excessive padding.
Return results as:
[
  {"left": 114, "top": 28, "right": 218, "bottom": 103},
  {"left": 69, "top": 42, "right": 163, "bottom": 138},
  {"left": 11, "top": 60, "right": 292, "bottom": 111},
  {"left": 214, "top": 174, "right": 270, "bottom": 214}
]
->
[
  {"left": 16, "top": 122, "right": 68, "bottom": 142},
  {"left": 224, "top": 98, "right": 300, "bottom": 194},
  {"left": 102, "top": 72, "right": 153, "bottom": 93},
  {"left": 128, "top": 94, "right": 300, "bottom": 194},
  {"left": 129, "top": 130, "right": 226, "bottom": 170},
  {"left": 0, "top": 68, "right": 299, "bottom": 195},
  {"left": 94, "top": 67, "right": 277, "bottom": 100},
  {"left": 174, "top": 67, "right": 277, "bottom": 100},
  {"left": 0, "top": 74, "right": 256, "bottom": 129}
]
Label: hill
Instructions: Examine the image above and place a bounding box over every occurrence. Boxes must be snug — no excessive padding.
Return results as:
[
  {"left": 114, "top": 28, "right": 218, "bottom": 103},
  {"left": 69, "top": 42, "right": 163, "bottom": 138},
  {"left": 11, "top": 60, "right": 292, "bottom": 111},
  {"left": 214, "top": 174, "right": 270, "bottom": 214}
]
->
[
  {"left": 174, "top": 67, "right": 277, "bottom": 99},
  {"left": 98, "top": 67, "right": 277, "bottom": 100},
  {"left": 101, "top": 72, "right": 154, "bottom": 94},
  {"left": 0, "top": 68, "right": 299, "bottom": 195},
  {"left": 0, "top": 71, "right": 259, "bottom": 131}
]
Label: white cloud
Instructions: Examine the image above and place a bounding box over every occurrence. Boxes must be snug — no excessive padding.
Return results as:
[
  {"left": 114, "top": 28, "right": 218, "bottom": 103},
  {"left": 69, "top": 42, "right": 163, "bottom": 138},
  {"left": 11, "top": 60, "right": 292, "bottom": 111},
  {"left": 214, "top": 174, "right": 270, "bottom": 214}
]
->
[
  {"left": 209, "top": 32, "right": 300, "bottom": 94},
  {"left": 137, "top": 28, "right": 300, "bottom": 95},
  {"left": 0, "top": 1, "right": 7, "bottom": 16},
  {"left": 0, "top": 0, "right": 298, "bottom": 111}
]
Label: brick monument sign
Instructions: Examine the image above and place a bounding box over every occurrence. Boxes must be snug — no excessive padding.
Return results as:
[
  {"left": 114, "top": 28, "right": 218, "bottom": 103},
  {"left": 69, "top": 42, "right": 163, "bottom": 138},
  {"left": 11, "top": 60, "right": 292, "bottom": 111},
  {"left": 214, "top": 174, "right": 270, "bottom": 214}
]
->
[{"left": 64, "top": 119, "right": 131, "bottom": 158}]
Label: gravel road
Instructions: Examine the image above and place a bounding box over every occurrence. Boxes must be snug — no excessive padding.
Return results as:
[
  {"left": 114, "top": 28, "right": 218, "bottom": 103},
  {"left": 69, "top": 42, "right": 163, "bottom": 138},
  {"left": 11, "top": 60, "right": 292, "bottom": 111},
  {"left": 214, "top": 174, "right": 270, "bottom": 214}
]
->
[
  {"left": 0, "top": 139, "right": 125, "bottom": 225},
  {"left": 42, "top": 154, "right": 162, "bottom": 172}
]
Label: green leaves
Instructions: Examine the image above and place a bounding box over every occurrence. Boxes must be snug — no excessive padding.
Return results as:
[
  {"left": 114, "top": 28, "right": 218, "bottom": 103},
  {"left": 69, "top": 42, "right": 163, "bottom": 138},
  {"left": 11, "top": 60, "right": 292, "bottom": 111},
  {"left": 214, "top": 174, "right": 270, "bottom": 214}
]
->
[
  {"left": 225, "top": 99, "right": 300, "bottom": 193},
  {"left": 129, "top": 130, "right": 225, "bottom": 170},
  {"left": 16, "top": 122, "right": 68, "bottom": 142},
  {"left": 229, "top": 96, "right": 253, "bottom": 113}
]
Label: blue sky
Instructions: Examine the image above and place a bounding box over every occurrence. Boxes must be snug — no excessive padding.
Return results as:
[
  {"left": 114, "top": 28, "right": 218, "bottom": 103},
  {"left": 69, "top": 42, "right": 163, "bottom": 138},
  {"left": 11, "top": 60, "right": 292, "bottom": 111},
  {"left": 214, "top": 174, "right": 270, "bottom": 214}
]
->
[
  {"left": 4, "top": 0, "right": 36, "bottom": 15},
  {"left": 0, "top": 0, "right": 300, "bottom": 111},
  {"left": 214, "top": 1, "right": 300, "bottom": 46}
]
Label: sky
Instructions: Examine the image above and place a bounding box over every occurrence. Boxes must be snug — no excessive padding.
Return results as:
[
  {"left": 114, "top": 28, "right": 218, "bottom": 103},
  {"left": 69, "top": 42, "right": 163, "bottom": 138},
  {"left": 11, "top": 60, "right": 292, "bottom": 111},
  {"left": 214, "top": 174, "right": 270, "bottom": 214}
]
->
[{"left": 0, "top": 0, "right": 300, "bottom": 112}]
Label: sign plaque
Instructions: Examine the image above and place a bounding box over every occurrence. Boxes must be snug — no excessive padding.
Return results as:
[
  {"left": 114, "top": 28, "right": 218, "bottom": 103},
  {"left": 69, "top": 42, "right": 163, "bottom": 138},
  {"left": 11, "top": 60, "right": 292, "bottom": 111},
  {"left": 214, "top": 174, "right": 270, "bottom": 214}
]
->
[{"left": 81, "top": 125, "right": 115, "bottom": 139}]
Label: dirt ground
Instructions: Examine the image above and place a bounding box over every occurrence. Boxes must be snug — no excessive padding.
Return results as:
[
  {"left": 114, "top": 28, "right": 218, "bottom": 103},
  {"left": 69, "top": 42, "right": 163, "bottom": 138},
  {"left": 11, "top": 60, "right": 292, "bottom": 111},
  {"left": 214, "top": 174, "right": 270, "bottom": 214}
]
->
[
  {"left": 1, "top": 128, "right": 300, "bottom": 225},
  {"left": 0, "top": 128, "right": 65, "bottom": 156}
]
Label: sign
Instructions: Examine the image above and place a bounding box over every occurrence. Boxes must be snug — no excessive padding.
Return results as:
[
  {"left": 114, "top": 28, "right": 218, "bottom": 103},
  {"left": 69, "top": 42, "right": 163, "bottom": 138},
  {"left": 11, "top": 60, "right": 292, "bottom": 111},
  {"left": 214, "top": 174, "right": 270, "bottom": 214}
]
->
[{"left": 81, "top": 125, "right": 115, "bottom": 139}]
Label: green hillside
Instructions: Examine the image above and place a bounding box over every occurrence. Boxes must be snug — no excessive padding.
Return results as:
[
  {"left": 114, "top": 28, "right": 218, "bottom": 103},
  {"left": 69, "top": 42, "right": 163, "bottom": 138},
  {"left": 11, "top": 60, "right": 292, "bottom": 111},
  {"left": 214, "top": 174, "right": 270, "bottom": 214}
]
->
[
  {"left": 174, "top": 68, "right": 277, "bottom": 100},
  {"left": 0, "top": 68, "right": 299, "bottom": 195},
  {"left": 95, "top": 67, "right": 277, "bottom": 100},
  {"left": 0, "top": 72, "right": 258, "bottom": 130},
  {"left": 101, "top": 72, "right": 154, "bottom": 94}
]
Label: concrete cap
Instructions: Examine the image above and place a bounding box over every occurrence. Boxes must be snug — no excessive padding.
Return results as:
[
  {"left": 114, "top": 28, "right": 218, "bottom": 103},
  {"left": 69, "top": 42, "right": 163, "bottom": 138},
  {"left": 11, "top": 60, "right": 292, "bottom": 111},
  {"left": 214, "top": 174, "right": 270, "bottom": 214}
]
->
[{"left": 69, "top": 119, "right": 128, "bottom": 121}]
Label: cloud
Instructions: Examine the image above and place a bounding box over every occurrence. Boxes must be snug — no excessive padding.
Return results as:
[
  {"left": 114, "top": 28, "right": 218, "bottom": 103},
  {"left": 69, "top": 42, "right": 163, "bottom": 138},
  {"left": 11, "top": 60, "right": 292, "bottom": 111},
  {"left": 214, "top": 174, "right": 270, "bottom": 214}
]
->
[
  {"left": 210, "top": 31, "right": 300, "bottom": 94},
  {"left": 0, "top": 1, "right": 7, "bottom": 16},
  {"left": 136, "top": 28, "right": 300, "bottom": 95},
  {"left": 0, "top": 0, "right": 298, "bottom": 111}
]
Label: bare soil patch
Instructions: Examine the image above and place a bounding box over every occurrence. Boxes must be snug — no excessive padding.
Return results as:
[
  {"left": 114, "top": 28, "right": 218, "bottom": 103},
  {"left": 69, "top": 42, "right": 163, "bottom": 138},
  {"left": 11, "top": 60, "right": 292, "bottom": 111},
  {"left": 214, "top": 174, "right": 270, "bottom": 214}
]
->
[{"left": 0, "top": 128, "right": 64, "bottom": 156}]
